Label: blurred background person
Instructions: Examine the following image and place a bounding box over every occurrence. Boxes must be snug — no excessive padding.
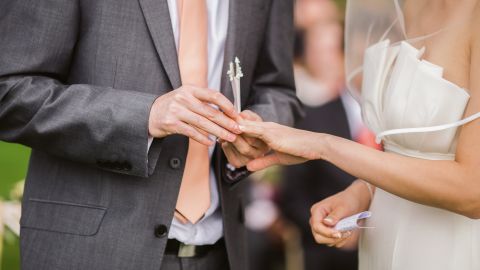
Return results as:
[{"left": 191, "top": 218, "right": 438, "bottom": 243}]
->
[
  {"left": 246, "top": 1, "right": 379, "bottom": 270},
  {"left": 280, "top": 2, "right": 360, "bottom": 270}
]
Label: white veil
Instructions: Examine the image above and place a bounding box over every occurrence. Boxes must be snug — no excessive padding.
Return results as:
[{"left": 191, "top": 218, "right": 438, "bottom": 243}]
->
[
  {"left": 345, "top": 0, "right": 407, "bottom": 102},
  {"left": 344, "top": 0, "right": 480, "bottom": 142}
]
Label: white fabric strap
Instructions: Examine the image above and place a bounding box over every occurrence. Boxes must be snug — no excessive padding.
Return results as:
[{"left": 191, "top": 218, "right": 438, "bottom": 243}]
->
[{"left": 376, "top": 112, "right": 480, "bottom": 144}]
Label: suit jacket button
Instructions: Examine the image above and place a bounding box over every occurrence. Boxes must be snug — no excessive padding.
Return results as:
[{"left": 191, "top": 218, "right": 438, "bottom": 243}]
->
[
  {"left": 122, "top": 162, "right": 132, "bottom": 171},
  {"left": 103, "top": 161, "right": 114, "bottom": 169},
  {"left": 96, "top": 159, "right": 107, "bottom": 167},
  {"left": 154, "top": 224, "right": 168, "bottom": 238},
  {"left": 169, "top": 158, "right": 181, "bottom": 169},
  {"left": 112, "top": 161, "right": 122, "bottom": 170}
]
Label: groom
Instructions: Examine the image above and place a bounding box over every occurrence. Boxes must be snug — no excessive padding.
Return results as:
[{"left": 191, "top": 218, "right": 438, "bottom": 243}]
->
[{"left": 0, "top": 0, "right": 301, "bottom": 270}]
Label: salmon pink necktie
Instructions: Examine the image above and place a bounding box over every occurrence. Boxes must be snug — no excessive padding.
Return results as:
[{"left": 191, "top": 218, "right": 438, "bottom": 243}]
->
[{"left": 174, "top": 0, "right": 211, "bottom": 224}]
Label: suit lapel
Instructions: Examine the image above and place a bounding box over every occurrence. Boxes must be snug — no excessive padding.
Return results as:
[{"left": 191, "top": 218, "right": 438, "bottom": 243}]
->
[
  {"left": 138, "top": 0, "right": 181, "bottom": 89},
  {"left": 220, "top": 0, "right": 252, "bottom": 102}
]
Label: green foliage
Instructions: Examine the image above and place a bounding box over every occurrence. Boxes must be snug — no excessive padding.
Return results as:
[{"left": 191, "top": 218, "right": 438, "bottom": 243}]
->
[
  {"left": 333, "top": 0, "right": 347, "bottom": 11},
  {"left": 0, "top": 142, "right": 30, "bottom": 270}
]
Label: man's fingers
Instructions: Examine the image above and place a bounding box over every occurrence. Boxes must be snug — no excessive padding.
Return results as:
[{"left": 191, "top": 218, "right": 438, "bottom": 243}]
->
[
  {"left": 191, "top": 87, "right": 238, "bottom": 119},
  {"left": 246, "top": 154, "right": 280, "bottom": 171},
  {"left": 186, "top": 98, "right": 242, "bottom": 135},
  {"left": 175, "top": 122, "right": 213, "bottom": 146},
  {"left": 180, "top": 109, "right": 237, "bottom": 143}
]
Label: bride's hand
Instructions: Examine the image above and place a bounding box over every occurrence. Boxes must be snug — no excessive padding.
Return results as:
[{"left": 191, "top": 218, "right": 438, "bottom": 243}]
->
[
  {"left": 310, "top": 180, "right": 372, "bottom": 248},
  {"left": 238, "top": 120, "right": 324, "bottom": 171}
]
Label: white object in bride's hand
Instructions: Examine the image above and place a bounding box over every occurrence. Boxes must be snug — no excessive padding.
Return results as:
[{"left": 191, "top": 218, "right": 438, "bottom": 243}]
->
[{"left": 334, "top": 211, "right": 373, "bottom": 232}]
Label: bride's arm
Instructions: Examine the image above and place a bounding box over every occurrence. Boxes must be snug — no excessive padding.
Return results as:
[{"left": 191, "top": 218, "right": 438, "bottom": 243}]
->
[
  {"left": 317, "top": 129, "right": 479, "bottom": 218},
  {"left": 241, "top": 121, "right": 480, "bottom": 218}
]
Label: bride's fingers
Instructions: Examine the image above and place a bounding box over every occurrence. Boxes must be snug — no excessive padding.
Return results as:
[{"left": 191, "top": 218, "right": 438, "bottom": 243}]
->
[
  {"left": 334, "top": 231, "right": 353, "bottom": 248},
  {"left": 246, "top": 154, "right": 280, "bottom": 171},
  {"left": 311, "top": 226, "right": 342, "bottom": 245},
  {"left": 310, "top": 219, "right": 342, "bottom": 240},
  {"left": 240, "top": 110, "right": 262, "bottom": 121}
]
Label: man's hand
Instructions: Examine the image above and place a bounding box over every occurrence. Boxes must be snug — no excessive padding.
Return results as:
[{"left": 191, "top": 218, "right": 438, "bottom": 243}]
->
[
  {"left": 221, "top": 110, "right": 270, "bottom": 168},
  {"left": 149, "top": 85, "right": 242, "bottom": 146}
]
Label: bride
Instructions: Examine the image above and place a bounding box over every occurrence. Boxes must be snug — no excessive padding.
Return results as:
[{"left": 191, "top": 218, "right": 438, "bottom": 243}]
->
[{"left": 239, "top": 0, "right": 480, "bottom": 269}]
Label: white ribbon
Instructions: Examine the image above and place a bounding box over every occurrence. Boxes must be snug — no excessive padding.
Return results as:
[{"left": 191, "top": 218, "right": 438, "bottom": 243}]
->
[{"left": 376, "top": 112, "right": 480, "bottom": 144}]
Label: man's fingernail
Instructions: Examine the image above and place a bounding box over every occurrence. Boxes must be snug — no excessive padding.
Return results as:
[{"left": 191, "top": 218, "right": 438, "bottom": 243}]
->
[
  {"left": 333, "top": 232, "right": 342, "bottom": 239},
  {"left": 238, "top": 125, "right": 245, "bottom": 131},
  {"left": 342, "top": 231, "right": 352, "bottom": 238}
]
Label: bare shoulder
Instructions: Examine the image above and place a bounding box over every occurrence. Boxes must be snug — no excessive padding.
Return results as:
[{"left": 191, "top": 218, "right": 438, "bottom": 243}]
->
[
  {"left": 472, "top": 2, "right": 480, "bottom": 34},
  {"left": 468, "top": 1, "right": 480, "bottom": 95},
  {"left": 403, "top": 0, "right": 428, "bottom": 20}
]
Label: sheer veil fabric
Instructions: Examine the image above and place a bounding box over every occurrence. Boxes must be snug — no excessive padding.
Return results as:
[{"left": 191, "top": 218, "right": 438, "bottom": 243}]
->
[{"left": 344, "top": 1, "right": 480, "bottom": 269}]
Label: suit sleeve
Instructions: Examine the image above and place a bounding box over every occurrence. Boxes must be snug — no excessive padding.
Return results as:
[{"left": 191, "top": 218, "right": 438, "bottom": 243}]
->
[
  {"left": 246, "top": 0, "right": 304, "bottom": 126},
  {"left": 0, "top": 0, "right": 159, "bottom": 178}
]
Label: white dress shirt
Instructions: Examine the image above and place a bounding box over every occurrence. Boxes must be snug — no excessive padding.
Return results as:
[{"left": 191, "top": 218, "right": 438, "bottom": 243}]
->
[{"left": 166, "top": 0, "right": 229, "bottom": 245}]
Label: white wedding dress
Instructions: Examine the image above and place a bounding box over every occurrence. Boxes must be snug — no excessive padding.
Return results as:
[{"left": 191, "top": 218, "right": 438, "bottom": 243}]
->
[{"left": 358, "top": 39, "right": 480, "bottom": 270}]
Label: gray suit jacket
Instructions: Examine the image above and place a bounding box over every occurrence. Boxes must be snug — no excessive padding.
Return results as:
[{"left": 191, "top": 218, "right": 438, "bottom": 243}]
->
[{"left": 0, "top": 0, "right": 302, "bottom": 269}]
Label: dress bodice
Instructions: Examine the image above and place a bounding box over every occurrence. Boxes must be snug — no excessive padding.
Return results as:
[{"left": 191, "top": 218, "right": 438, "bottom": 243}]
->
[
  {"left": 361, "top": 40, "right": 473, "bottom": 160},
  {"left": 359, "top": 43, "right": 480, "bottom": 270}
]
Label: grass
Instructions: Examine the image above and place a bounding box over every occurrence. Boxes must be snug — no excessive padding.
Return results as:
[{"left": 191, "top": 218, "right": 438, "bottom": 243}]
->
[{"left": 0, "top": 141, "right": 30, "bottom": 270}]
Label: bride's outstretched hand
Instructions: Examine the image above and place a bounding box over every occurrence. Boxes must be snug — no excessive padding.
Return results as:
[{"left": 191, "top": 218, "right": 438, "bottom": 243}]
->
[{"left": 238, "top": 120, "right": 322, "bottom": 171}]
